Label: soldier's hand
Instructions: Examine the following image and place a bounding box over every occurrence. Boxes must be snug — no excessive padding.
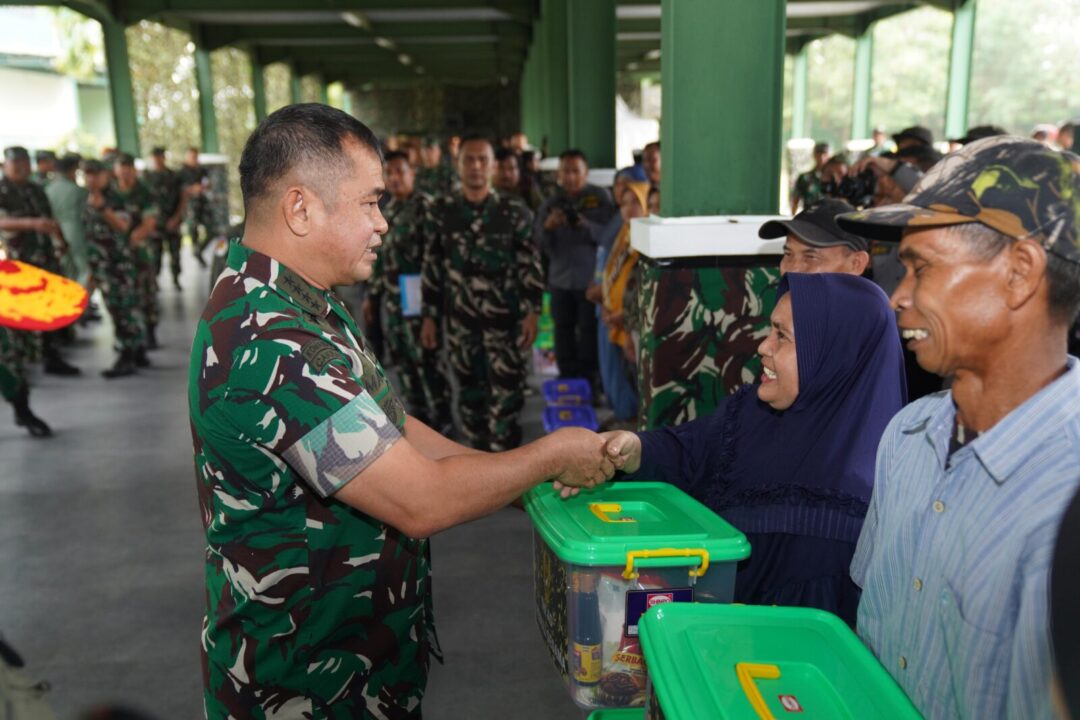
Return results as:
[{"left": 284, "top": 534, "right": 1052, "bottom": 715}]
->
[
  {"left": 420, "top": 317, "right": 439, "bottom": 350},
  {"left": 518, "top": 312, "right": 539, "bottom": 349},
  {"left": 585, "top": 283, "right": 603, "bottom": 304},
  {"left": 599, "top": 430, "right": 642, "bottom": 475},
  {"left": 548, "top": 427, "right": 615, "bottom": 491},
  {"left": 544, "top": 208, "right": 567, "bottom": 232}
]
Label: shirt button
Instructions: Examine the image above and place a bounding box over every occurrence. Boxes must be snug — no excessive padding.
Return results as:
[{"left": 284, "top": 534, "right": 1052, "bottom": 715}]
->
[
  {"left": 913, "top": 578, "right": 923, "bottom": 592},
  {"left": 899, "top": 656, "right": 908, "bottom": 670},
  {"left": 933, "top": 500, "right": 946, "bottom": 513}
]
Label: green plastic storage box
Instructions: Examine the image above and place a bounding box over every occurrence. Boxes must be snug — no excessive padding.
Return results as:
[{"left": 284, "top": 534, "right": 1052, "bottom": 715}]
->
[
  {"left": 638, "top": 603, "right": 923, "bottom": 720},
  {"left": 588, "top": 711, "right": 644, "bottom": 720},
  {"left": 524, "top": 481, "right": 750, "bottom": 711}
]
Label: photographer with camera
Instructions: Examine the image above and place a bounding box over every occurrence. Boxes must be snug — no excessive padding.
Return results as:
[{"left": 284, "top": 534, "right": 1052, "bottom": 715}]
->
[{"left": 535, "top": 149, "right": 615, "bottom": 390}]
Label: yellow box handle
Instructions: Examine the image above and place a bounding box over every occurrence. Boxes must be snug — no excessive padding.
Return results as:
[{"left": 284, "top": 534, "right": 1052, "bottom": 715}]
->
[
  {"left": 589, "top": 502, "right": 638, "bottom": 524},
  {"left": 736, "top": 662, "right": 781, "bottom": 720},
  {"left": 622, "top": 548, "right": 710, "bottom": 580}
]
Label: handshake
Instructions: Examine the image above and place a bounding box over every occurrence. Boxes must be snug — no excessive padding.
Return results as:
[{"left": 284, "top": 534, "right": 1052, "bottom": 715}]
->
[{"left": 544, "top": 428, "right": 644, "bottom": 498}]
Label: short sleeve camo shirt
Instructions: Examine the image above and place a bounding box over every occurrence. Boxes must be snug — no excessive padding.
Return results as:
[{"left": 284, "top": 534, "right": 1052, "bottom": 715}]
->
[{"left": 189, "top": 240, "right": 436, "bottom": 720}]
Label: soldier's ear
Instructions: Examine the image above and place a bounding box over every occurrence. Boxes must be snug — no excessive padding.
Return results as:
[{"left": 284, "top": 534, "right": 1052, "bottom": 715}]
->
[{"left": 282, "top": 186, "right": 310, "bottom": 237}]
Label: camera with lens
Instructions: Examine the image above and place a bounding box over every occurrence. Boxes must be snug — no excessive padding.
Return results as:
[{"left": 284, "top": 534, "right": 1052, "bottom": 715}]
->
[
  {"left": 822, "top": 169, "right": 877, "bottom": 209},
  {"left": 552, "top": 195, "right": 581, "bottom": 226}
]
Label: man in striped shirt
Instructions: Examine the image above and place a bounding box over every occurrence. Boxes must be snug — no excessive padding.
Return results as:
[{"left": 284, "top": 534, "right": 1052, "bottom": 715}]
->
[{"left": 838, "top": 136, "right": 1080, "bottom": 719}]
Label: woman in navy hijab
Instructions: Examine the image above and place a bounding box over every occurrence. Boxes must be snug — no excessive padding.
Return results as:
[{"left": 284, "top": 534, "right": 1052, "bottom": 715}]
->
[{"left": 605, "top": 273, "right": 906, "bottom": 624}]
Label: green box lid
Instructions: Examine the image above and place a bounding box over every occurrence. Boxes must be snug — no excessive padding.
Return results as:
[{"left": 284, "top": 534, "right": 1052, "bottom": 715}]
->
[
  {"left": 639, "top": 604, "right": 923, "bottom": 720},
  {"left": 524, "top": 481, "right": 750, "bottom": 570},
  {"left": 587, "top": 710, "right": 644, "bottom": 720}
]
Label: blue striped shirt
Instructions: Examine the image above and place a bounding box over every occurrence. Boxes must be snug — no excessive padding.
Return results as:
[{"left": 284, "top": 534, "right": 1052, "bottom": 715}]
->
[{"left": 851, "top": 357, "right": 1080, "bottom": 719}]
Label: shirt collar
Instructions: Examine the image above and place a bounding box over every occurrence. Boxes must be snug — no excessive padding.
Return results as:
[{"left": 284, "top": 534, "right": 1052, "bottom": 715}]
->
[
  {"left": 900, "top": 357, "right": 1080, "bottom": 483},
  {"left": 226, "top": 240, "right": 331, "bottom": 319}
]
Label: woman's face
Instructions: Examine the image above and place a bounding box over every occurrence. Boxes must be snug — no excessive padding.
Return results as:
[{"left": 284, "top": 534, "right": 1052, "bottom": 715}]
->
[
  {"left": 756, "top": 293, "right": 800, "bottom": 411},
  {"left": 620, "top": 188, "right": 644, "bottom": 222}
]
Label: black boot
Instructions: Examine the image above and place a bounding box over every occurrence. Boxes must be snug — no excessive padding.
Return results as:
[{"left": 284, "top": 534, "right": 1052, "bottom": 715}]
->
[
  {"left": 12, "top": 387, "right": 51, "bottom": 438},
  {"left": 43, "top": 349, "right": 80, "bottom": 376},
  {"left": 134, "top": 347, "right": 151, "bottom": 368},
  {"left": 102, "top": 350, "right": 137, "bottom": 379},
  {"left": 146, "top": 324, "right": 159, "bottom": 350}
]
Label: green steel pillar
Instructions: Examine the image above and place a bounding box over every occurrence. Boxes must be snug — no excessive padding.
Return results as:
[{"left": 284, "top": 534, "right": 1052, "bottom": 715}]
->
[
  {"left": 289, "top": 64, "right": 302, "bottom": 105},
  {"left": 945, "top": 0, "right": 977, "bottom": 140},
  {"left": 100, "top": 18, "right": 140, "bottom": 155},
  {"left": 566, "top": 0, "right": 615, "bottom": 166},
  {"left": 192, "top": 32, "right": 220, "bottom": 155},
  {"left": 251, "top": 54, "right": 268, "bottom": 123},
  {"left": 851, "top": 22, "right": 874, "bottom": 140},
  {"left": 661, "top": 0, "right": 785, "bottom": 216},
  {"left": 791, "top": 42, "right": 809, "bottom": 138},
  {"left": 542, "top": 0, "right": 570, "bottom": 155}
]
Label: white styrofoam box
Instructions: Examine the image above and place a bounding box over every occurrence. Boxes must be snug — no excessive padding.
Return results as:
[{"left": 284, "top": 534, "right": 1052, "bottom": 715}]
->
[{"left": 630, "top": 214, "right": 787, "bottom": 259}]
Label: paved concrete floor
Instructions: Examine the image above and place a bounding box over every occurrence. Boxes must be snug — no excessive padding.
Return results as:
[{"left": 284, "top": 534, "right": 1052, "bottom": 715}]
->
[{"left": 0, "top": 255, "right": 587, "bottom": 719}]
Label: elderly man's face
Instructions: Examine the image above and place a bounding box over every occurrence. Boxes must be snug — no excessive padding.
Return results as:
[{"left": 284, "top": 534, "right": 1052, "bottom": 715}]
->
[
  {"left": 780, "top": 235, "right": 868, "bottom": 276},
  {"left": 3, "top": 158, "right": 31, "bottom": 184},
  {"left": 892, "top": 226, "right": 1012, "bottom": 377},
  {"left": 315, "top": 142, "right": 388, "bottom": 285}
]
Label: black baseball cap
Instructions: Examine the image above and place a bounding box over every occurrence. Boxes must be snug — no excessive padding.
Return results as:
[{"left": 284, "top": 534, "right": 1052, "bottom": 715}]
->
[
  {"left": 759, "top": 199, "right": 868, "bottom": 252},
  {"left": 893, "top": 126, "right": 933, "bottom": 147},
  {"left": 948, "top": 125, "right": 1007, "bottom": 146},
  {"left": 3, "top": 146, "right": 30, "bottom": 162}
]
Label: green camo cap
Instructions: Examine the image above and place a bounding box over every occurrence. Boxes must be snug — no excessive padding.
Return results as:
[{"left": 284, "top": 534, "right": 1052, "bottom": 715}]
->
[{"left": 837, "top": 136, "right": 1080, "bottom": 265}]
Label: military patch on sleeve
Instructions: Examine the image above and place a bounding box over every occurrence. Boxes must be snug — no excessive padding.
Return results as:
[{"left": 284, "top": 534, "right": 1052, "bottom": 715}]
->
[{"left": 301, "top": 338, "right": 342, "bottom": 372}]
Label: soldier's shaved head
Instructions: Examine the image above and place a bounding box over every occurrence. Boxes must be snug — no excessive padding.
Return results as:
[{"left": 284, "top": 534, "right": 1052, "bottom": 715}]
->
[{"left": 239, "top": 103, "right": 382, "bottom": 213}]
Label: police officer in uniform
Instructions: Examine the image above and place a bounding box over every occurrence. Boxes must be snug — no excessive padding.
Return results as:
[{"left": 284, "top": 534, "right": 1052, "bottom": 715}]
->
[
  {"left": 420, "top": 136, "right": 543, "bottom": 451},
  {"left": 144, "top": 147, "right": 186, "bottom": 289},
  {"left": 363, "top": 151, "right": 452, "bottom": 431}
]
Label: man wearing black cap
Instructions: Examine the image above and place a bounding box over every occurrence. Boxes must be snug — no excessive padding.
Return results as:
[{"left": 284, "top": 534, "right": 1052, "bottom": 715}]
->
[
  {"left": 144, "top": 147, "right": 185, "bottom": 290},
  {"left": 759, "top": 199, "right": 870, "bottom": 276},
  {"left": 842, "top": 137, "right": 1080, "bottom": 719},
  {"left": 790, "top": 141, "right": 831, "bottom": 215},
  {"left": 32, "top": 150, "right": 56, "bottom": 186},
  {"left": 891, "top": 125, "right": 933, "bottom": 153}
]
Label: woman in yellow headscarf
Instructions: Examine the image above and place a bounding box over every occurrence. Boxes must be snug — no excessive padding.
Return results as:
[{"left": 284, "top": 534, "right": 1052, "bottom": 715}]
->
[{"left": 601, "top": 182, "right": 649, "bottom": 354}]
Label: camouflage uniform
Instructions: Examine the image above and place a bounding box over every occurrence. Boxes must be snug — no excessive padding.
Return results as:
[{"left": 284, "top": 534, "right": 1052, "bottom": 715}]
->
[
  {"left": 189, "top": 241, "right": 438, "bottom": 719},
  {"left": 792, "top": 169, "right": 824, "bottom": 211},
  {"left": 143, "top": 167, "right": 184, "bottom": 283},
  {"left": 179, "top": 163, "right": 214, "bottom": 255},
  {"left": 84, "top": 200, "right": 144, "bottom": 352},
  {"left": 415, "top": 164, "right": 459, "bottom": 199},
  {"left": 370, "top": 192, "right": 452, "bottom": 428},
  {"left": 422, "top": 190, "right": 543, "bottom": 450},
  {"left": 108, "top": 182, "right": 159, "bottom": 331}
]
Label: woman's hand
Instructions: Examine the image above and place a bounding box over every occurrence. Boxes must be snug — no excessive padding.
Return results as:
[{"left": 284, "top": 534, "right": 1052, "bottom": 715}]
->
[{"left": 599, "top": 430, "right": 642, "bottom": 475}]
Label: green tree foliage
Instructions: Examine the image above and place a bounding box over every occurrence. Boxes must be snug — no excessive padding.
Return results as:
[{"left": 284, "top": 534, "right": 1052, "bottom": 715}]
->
[
  {"left": 264, "top": 63, "right": 292, "bottom": 113},
  {"left": 300, "top": 75, "right": 322, "bottom": 104},
  {"left": 970, "top": 0, "right": 1080, "bottom": 132},
  {"left": 211, "top": 47, "right": 256, "bottom": 221},
  {"left": 49, "top": 7, "right": 104, "bottom": 82},
  {"left": 807, "top": 34, "right": 855, "bottom": 150},
  {"left": 126, "top": 21, "right": 200, "bottom": 158}
]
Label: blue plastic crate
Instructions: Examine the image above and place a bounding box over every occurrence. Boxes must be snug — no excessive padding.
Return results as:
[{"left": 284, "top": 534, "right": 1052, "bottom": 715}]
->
[
  {"left": 543, "top": 405, "right": 599, "bottom": 433},
  {"left": 542, "top": 378, "right": 592, "bottom": 406}
]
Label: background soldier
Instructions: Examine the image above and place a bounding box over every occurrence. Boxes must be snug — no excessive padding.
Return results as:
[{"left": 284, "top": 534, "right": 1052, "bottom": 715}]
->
[
  {"left": 144, "top": 147, "right": 186, "bottom": 290},
  {"left": 109, "top": 153, "right": 159, "bottom": 357},
  {"left": 364, "top": 151, "right": 452, "bottom": 432},
  {"left": 84, "top": 160, "right": 144, "bottom": 378},
  {"left": 31, "top": 150, "right": 56, "bottom": 186},
  {"left": 0, "top": 146, "right": 80, "bottom": 378},
  {"left": 179, "top": 147, "right": 212, "bottom": 267},
  {"left": 44, "top": 153, "right": 90, "bottom": 288},
  {"left": 420, "top": 136, "right": 543, "bottom": 451},
  {"left": 415, "top": 136, "right": 459, "bottom": 198}
]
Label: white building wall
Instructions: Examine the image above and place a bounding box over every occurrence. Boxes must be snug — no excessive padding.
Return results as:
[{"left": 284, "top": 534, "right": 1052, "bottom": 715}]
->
[{"left": 0, "top": 67, "right": 80, "bottom": 151}]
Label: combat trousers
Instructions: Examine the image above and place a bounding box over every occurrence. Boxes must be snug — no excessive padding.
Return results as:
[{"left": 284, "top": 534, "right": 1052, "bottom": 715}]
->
[
  {"left": 0, "top": 327, "right": 26, "bottom": 402},
  {"left": 133, "top": 243, "right": 160, "bottom": 328},
  {"left": 385, "top": 309, "right": 451, "bottom": 429},
  {"left": 88, "top": 241, "right": 144, "bottom": 352},
  {"left": 446, "top": 319, "right": 527, "bottom": 451},
  {"left": 151, "top": 231, "right": 181, "bottom": 281},
  {"left": 550, "top": 287, "right": 598, "bottom": 382}
]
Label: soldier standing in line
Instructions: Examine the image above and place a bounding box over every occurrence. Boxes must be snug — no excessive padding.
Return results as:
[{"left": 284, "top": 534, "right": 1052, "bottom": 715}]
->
[
  {"left": 420, "top": 136, "right": 543, "bottom": 451},
  {"left": 109, "top": 153, "right": 159, "bottom": 356},
  {"left": 84, "top": 160, "right": 145, "bottom": 378},
  {"left": 179, "top": 147, "right": 211, "bottom": 268},
  {"left": 415, "top": 136, "right": 459, "bottom": 198},
  {"left": 363, "top": 151, "right": 452, "bottom": 432},
  {"left": 0, "top": 146, "right": 80, "bottom": 379},
  {"left": 144, "top": 147, "right": 186, "bottom": 290},
  {"left": 31, "top": 150, "right": 56, "bottom": 186}
]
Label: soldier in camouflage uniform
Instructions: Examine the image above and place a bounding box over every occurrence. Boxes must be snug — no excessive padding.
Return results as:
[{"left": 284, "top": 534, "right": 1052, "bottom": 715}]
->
[
  {"left": 364, "top": 151, "right": 452, "bottom": 431},
  {"left": 109, "top": 153, "right": 160, "bottom": 354},
  {"left": 179, "top": 147, "right": 213, "bottom": 267},
  {"left": 0, "top": 147, "right": 58, "bottom": 436},
  {"left": 189, "top": 104, "right": 614, "bottom": 719},
  {"left": 83, "top": 160, "right": 145, "bottom": 378},
  {"left": 420, "top": 136, "right": 543, "bottom": 451},
  {"left": 415, "top": 137, "right": 459, "bottom": 199},
  {"left": 31, "top": 150, "right": 56, "bottom": 187},
  {"left": 144, "top": 147, "right": 186, "bottom": 290}
]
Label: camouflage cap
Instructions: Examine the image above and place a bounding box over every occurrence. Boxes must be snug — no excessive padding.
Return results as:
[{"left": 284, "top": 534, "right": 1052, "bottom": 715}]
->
[
  {"left": 3, "top": 146, "right": 30, "bottom": 162},
  {"left": 837, "top": 136, "right": 1080, "bottom": 265}
]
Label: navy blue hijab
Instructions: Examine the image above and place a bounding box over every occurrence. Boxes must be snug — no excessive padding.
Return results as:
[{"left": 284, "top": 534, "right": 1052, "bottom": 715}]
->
[{"left": 710, "top": 273, "right": 907, "bottom": 544}]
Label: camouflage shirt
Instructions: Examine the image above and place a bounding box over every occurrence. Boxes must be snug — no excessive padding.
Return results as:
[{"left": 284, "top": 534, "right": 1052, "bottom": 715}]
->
[
  {"left": 421, "top": 189, "right": 543, "bottom": 330},
  {"left": 414, "top": 164, "right": 459, "bottom": 199},
  {"left": 189, "top": 240, "right": 436, "bottom": 719},
  {"left": 0, "top": 177, "right": 56, "bottom": 266},
  {"left": 143, "top": 168, "right": 183, "bottom": 228},
  {"left": 107, "top": 180, "right": 158, "bottom": 237},
  {"left": 793, "top": 169, "right": 824, "bottom": 209},
  {"left": 370, "top": 192, "right": 435, "bottom": 306}
]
